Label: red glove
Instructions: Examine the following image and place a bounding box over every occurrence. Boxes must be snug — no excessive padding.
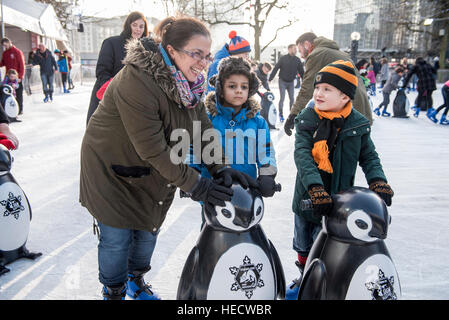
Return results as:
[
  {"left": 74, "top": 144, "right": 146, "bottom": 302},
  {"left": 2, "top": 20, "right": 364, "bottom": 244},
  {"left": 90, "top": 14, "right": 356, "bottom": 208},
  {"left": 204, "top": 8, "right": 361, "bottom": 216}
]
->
[
  {"left": 0, "top": 134, "right": 16, "bottom": 150},
  {"left": 96, "top": 78, "right": 113, "bottom": 100}
]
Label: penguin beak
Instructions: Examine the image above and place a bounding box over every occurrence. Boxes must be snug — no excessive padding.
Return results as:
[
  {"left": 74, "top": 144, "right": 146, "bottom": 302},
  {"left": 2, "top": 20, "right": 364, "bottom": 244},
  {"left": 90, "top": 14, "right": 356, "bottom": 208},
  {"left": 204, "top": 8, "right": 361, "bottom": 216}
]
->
[
  {"left": 368, "top": 230, "right": 387, "bottom": 240},
  {"left": 234, "top": 212, "right": 253, "bottom": 229}
]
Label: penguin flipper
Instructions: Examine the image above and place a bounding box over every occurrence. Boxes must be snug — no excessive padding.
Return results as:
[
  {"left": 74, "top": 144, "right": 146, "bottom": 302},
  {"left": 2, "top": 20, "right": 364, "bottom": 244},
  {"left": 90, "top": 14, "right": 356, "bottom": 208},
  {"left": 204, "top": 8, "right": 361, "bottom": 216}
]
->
[
  {"left": 297, "top": 258, "right": 327, "bottom": 300},
  {"left": 176, "top": 246, "right": 199, "bottom": 300},
  {"left": 268, "top": 239, "right": 286, "bottom": 299}
]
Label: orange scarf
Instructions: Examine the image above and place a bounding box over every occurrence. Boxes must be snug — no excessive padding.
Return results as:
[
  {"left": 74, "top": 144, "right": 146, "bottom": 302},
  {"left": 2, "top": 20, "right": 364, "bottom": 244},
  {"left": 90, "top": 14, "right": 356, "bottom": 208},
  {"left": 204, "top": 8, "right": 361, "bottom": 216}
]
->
[{"left": 312, "top": 101, "right": 352, "bottom": 173}]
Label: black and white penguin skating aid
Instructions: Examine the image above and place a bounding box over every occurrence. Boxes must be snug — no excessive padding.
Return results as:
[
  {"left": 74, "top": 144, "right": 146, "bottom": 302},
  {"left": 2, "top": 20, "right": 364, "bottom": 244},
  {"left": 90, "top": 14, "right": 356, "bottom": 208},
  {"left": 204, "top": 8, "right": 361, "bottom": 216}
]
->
[
  {"left": 298, "top": 187, "right": 401, "bottom": 300},
  {"left": 177, "top": 183, "right": 285, "bottom": 300},
  {"left": 0, "top": 84, "right": 20, "bottom": 120},
  {"left": 257, "top": 91, "right": 277, "bottom": 130},
  {"left": 0, "top": 145, "right": 41, "bottom": 276}
]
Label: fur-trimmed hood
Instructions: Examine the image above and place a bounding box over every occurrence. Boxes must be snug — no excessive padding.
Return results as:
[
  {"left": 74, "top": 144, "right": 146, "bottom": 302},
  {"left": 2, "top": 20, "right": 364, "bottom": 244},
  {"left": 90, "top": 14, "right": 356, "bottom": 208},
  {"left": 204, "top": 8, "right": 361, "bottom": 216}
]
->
[
  {"left": 204, "top": 91, "right": 261, "bottom": 120},
  {"left": 122, "top": 37, "right": 182, "bottom": 105}
]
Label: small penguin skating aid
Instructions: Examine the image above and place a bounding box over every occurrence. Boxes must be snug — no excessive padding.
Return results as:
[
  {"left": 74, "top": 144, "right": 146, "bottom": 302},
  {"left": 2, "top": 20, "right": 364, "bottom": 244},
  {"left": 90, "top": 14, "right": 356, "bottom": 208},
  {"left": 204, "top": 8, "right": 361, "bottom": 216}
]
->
[
  {"left": 0, "top": 84, "right": 20, "bottom": 120},
  {"left": 258, "top": 91, "right": 277, "bottom": 130},
  {"left": 177, "top": 183, "right": 285, "bottom": 300},
  {"left": 298, "top": 187, "right": 401, "bottom": 300},
  {"left": 0, "top": 146, "right": 41, "bottom": 276},
  {"left": 392, "top": 88, "right": 410, "bottom": 118}
]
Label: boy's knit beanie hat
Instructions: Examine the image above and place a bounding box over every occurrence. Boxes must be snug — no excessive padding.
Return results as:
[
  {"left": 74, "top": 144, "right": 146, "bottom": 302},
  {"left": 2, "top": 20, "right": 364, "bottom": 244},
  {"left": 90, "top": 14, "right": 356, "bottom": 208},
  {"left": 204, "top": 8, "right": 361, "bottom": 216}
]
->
[
  {"left": 314, "top": 60, "right": 358, "bottom": 99},
  {"left": 227, "top": 30, "right": 251, "bottom": 55}
]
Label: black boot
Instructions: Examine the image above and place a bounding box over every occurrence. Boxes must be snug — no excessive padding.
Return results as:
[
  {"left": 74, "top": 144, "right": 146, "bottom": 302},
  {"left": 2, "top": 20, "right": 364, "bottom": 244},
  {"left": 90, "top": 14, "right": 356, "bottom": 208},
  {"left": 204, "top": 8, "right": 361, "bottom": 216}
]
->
[{"left": 102, "top": 283, "right": 127, "bottom": 300}]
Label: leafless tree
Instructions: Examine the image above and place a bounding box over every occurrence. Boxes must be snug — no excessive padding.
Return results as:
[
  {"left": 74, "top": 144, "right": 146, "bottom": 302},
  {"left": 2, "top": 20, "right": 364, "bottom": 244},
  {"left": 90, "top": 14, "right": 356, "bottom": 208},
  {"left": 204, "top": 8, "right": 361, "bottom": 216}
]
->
[
  {"left": 169, "top": 0, "right": 297, "bottom": 60},
  {"left": 35, "top": 0, "right": 80, "bottom": 29}
]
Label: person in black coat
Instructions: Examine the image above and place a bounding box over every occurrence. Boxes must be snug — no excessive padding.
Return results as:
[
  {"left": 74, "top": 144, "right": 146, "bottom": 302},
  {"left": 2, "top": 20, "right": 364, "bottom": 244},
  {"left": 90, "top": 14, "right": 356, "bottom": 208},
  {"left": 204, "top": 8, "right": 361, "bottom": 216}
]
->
[
  {"left": 268, "top": 44, "right": 304, "bottom": 122},
  {"left": 86, "top": 11, "right": 149, "bottom": 124},
  {"left": 402, "top": 57, "right": 437, "bottom": 117}
]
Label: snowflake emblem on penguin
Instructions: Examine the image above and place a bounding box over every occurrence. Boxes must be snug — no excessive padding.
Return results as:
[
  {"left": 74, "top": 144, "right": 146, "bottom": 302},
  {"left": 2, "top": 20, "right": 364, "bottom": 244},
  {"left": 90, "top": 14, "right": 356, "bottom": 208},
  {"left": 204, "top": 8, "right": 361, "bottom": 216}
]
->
[
  {"left": 229, "top": 255, "right": 264, "bottom": 299},
  {"left": 1, "top": 191, "right": 25, "bottom": 220},
  {"left": 365, "top": 269, "right": 397, "bottom": 300}
]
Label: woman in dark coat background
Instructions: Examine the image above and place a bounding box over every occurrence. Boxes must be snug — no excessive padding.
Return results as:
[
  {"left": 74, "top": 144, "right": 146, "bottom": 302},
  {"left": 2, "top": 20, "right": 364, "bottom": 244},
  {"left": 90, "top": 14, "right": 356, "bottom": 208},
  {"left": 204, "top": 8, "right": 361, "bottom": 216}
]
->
[{"left": 86, "top": 11, "right": 149, "bottom": 124}]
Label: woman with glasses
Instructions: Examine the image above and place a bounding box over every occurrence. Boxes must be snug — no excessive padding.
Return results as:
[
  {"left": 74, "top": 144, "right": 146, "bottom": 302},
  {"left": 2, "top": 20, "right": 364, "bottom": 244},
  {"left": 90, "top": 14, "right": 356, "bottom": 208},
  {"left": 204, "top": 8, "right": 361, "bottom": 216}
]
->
[
  {"left": 80, "top": 15, "right": 257, "bottom": 300},
  {"left": 86, "top": 11, "right": 149, "bottom": 124}
]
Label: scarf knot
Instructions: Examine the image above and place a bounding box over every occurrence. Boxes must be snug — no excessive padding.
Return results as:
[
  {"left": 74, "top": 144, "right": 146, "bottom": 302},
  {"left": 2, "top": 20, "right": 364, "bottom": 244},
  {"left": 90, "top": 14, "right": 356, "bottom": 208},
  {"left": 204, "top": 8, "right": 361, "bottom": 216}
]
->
[{"left": 311, "top": 101, "right": 352, "bottom": 173}]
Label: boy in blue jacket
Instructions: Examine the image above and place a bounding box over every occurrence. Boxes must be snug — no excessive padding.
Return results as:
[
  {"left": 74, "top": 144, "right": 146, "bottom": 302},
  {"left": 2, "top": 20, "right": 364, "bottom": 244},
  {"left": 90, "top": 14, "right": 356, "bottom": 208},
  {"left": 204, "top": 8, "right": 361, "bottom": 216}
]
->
[{"left": 189, "top": 56, "right": 278, "bottom": 224}]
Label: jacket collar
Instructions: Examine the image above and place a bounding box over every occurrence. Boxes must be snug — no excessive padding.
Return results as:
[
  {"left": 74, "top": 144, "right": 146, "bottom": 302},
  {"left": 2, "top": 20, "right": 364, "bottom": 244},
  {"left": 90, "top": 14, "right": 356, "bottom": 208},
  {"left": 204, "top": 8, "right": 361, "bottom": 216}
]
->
[
  {"left": 122, "top": 37, "right": 182, "bottom": 105},
  {"left": 204, "top": 91, "right": 261, "bottom": 122}
]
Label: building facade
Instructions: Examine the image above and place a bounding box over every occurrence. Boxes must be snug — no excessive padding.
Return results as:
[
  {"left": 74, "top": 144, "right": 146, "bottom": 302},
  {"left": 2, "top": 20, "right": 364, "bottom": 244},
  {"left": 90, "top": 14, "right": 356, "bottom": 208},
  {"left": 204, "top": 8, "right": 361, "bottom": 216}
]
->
[{"left": 333, "top": 0, "right": 438, "bottom": 60}]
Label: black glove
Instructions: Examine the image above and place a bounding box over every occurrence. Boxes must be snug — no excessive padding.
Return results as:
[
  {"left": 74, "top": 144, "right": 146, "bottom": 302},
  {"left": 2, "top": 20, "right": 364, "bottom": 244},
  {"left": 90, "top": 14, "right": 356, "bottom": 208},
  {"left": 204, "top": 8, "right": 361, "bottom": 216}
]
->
[
  {"left": 369, "top": 180, "right": 394, "bottom": 206},
  {"left": 257, "top": 175, "right": 277, "bottom": 198},
  {"left": 191, "top": 177, "right": 233, "bottom": 208},
  {"left": 284, "top": 113, "right": 296, "bottom": 136},
  {"left": 214, "top": 167, "right": 259, "bottom": 189},
  {"left": 307, "top": 184, "right": 333, "bottom": 217}
]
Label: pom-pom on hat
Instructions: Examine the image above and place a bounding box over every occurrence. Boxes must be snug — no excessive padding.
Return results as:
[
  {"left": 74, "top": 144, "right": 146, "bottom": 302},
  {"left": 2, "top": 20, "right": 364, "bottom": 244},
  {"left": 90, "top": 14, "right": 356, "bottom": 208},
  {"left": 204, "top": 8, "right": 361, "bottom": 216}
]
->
[
  {"left": 227, "top": 30, "right": 251, "bottom": 55},
  {"left": 314, "top": 60, "right": 358, "bottom": 100}
]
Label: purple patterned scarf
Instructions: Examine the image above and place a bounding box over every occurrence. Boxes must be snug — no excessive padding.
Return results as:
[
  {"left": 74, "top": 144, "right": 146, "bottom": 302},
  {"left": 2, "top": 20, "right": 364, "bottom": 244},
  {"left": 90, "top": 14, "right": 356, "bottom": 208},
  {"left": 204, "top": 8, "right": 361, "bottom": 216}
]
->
[{"left": 159, "top": 44, "right": 206, "bottom": 109}]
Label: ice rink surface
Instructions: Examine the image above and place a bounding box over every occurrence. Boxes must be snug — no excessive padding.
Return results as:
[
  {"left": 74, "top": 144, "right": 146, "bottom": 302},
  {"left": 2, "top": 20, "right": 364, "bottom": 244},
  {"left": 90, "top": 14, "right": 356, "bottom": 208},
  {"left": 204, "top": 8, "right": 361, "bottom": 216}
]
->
[{"left": 0, "top": 81, "right": 448, "bottom": 300}]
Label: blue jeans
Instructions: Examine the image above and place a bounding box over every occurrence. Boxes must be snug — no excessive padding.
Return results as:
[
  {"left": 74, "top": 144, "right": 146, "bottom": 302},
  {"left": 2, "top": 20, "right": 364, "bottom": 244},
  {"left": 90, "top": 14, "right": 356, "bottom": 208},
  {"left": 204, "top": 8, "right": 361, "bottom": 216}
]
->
[
  {"left": 97, "top": 222, "right": 158, "bottom": 287},
  {"left": 292, "top": 213, "right": 321, "bottom": 256},
  {"left": 278, "top": 79, "right": 295, "bottom": 117},
  {"left": 40, "top": 73, "right": 54, "bottom": 96}
]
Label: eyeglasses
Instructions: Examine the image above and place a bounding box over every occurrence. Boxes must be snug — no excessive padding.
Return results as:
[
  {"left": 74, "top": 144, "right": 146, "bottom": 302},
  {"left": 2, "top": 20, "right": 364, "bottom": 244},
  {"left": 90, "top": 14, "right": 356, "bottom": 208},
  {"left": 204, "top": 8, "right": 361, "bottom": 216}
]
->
[{"left": 177, "top": 48, "right": 214, "bottom": 63}]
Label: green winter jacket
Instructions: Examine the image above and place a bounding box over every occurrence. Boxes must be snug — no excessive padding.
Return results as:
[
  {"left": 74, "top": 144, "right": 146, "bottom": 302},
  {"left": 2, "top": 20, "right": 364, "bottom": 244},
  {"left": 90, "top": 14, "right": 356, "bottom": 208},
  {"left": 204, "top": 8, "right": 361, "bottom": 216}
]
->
[
  {"left": 290, "top": 37, "right": 373, "bottom": 124},
  {"left": 292, "top": 106, "right": 387, "bottom": 224},
  {"left": 79, "top": 38, "right": 226, "bottom": 232}
]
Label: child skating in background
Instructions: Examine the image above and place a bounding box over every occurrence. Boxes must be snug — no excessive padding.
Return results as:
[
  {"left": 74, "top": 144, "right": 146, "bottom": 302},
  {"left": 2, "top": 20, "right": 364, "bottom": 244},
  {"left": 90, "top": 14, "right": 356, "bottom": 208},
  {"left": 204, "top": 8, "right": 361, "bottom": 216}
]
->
[
  {"left": 188, "top": 56, "right": 279, "bottom": 226},
  {"left": 366, "top": 64, "right": 376, "bottom": 96},
  {"left": 373, "top": 66, "right": 404, "bottom": 117},
  {"left": 285, "top": 60, "right": 394, "bottom": 299},
  {"left": 360, "top": 68, "right": 370, "bottom": 91}
]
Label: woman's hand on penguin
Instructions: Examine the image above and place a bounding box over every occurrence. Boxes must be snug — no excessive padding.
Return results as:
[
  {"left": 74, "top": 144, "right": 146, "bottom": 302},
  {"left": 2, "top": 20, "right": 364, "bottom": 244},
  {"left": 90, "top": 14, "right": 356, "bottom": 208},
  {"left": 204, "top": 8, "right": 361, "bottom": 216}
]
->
[
  {"left": 190, "top": 176, "right": 234, "bottom": 207},
  {"left": 213, "top": 167, "right": 259, "bottom": 189}
]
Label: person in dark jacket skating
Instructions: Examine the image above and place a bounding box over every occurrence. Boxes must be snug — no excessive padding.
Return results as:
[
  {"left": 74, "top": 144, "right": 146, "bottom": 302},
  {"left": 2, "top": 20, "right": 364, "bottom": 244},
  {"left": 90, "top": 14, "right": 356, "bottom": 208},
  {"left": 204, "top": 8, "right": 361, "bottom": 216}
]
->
[
  {"left": 32, "top": 43, "right": 58, "bottom": 103},
  {"left": 402, "top": 57, "right": 437, "bottom": 117},
  {"left": 86, "top": 11, "right": 149, "bottom": 124},
  {"left": 268, "top": 44, "right": 304, "bottom": 122}
]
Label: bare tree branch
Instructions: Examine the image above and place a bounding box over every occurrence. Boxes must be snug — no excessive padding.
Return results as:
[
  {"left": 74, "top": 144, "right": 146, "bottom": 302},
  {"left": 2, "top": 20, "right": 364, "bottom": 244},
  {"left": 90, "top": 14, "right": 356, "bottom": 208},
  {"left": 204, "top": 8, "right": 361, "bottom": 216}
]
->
[{"left": 261, "top": 19, "right": 294, "bottom": 52}]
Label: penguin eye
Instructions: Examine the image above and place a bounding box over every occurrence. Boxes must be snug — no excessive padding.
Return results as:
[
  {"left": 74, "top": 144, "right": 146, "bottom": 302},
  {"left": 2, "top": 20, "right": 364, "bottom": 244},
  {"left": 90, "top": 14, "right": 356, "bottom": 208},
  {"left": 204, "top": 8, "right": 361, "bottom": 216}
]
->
[
  {"left": 355, "top": 219, "right": 368, "bottom": 230},
  {"left": 221, "top": 208, "right": 232, "bottom": 218}
]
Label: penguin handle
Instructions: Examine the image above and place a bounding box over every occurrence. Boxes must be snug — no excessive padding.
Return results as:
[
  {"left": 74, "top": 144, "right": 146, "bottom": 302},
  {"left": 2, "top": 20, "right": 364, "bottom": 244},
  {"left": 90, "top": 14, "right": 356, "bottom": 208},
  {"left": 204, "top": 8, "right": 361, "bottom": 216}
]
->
[
  {"left": 274, "top": 183, "right": 282, "bottom": 193},
  {"left": 300, "top": 199, "right": 313, "bottom": 211}
]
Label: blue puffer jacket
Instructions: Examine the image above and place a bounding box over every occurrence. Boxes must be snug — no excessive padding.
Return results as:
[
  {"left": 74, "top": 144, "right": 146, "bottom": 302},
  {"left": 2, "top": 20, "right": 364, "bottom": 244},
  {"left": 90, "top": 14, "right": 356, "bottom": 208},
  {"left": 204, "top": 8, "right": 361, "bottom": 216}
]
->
[
  {"left": 206, "top": 44, "right": 230, "bottom": 94},
  {"left": 189, "top": 92, "right": 277, "bottom": 180},
  {"left": 57, "top": 55, "right": 69, "bottom": 73}
]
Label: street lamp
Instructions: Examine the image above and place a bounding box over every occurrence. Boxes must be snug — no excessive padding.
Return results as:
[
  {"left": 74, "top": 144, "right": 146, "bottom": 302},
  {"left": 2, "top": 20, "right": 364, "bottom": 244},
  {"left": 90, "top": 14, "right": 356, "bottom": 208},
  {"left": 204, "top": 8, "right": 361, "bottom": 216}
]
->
[{"left": 350, "top": 31, "right": 361, "bottom": 63}]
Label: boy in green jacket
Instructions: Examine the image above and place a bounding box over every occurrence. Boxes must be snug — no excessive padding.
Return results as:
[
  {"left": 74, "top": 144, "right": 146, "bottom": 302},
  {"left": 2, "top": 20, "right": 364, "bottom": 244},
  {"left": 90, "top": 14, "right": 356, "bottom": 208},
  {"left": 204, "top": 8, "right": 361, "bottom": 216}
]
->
[{"left": 286, "top": 60, "right": 394, "bottom": 299}]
